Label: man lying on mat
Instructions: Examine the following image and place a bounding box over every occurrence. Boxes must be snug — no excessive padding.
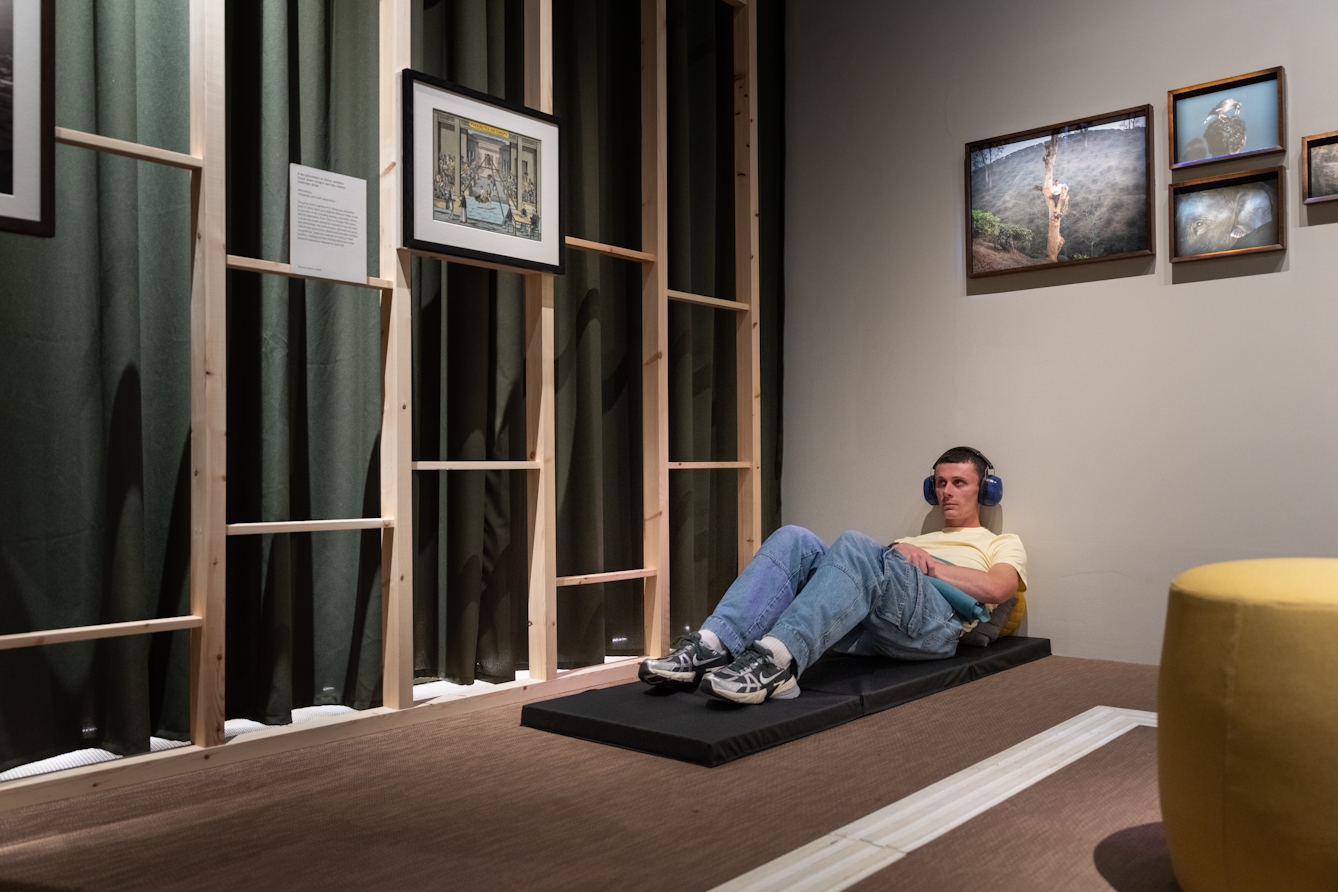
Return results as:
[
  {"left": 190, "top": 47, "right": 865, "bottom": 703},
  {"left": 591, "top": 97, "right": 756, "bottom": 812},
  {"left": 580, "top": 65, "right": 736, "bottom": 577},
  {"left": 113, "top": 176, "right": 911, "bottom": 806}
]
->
[{"left": 639, "top": 446, "right": 1028, "bottom": 705}]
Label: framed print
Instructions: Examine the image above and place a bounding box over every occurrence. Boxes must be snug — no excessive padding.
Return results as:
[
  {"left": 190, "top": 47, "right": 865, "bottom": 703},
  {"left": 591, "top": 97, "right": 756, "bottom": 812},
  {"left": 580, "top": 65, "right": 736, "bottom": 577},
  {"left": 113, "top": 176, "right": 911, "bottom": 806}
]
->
[
  {"left": 1301, "top": 130, "right": 1338, "bottom": 205},
  {"left": 1170, "top": 166, "right": 1284, "bottom": 262},
  {"left": 0, "top": 0, "right": 54, "bottom": 237},
  {"left": 402, "top": 69, "right": 564, "bottom": 274},
  {"left": 965, "top": 104, "right": 1154, "bottom": 278},
  {"left": 1168, "top": 67, "right": 1284, "bottom": 170}
]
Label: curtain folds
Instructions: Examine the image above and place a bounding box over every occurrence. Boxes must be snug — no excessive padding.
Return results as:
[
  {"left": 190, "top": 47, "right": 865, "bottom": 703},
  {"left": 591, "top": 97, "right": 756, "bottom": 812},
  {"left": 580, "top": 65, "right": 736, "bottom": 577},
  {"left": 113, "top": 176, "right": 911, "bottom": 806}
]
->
[
  {"left": 0, "top": 2, "right": 194, "bottom": 771},
  {"left": 0, "top": 0, "right": 782, "bottom": 773}
]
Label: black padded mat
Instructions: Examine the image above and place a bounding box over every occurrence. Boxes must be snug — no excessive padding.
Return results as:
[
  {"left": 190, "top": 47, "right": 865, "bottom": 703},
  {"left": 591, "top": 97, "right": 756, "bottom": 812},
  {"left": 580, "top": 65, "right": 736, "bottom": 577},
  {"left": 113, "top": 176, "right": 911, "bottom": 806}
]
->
[
  {"left": 520, "top": 685, "right": 862, "bottom": 767},
  {"left": 801, "top": 635, "right": 1052, "bottom": 713},
  {"left": 520, "top": 637, "right": 1050, "bottom": 766}
]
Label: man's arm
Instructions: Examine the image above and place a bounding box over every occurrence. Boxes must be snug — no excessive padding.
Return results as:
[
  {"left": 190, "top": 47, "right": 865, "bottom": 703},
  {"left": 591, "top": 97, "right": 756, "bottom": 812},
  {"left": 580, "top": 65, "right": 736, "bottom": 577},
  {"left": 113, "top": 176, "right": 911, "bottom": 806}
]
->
[{"left": 892, "top": 542, "right": 1020, "bottom": 605}]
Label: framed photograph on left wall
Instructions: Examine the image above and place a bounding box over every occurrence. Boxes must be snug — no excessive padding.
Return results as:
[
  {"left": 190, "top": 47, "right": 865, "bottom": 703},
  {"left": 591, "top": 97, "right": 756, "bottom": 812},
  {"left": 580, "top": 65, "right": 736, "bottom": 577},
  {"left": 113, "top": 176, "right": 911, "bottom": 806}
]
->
[
  {"left": 0, "top": 0, "right": 54, "bottom": 237},
  {"left": 965, "top": 104, "right": 1154, "bottom": 278},
  {"left": 402, "top": 69, "right": 564, "bottom": 274}
]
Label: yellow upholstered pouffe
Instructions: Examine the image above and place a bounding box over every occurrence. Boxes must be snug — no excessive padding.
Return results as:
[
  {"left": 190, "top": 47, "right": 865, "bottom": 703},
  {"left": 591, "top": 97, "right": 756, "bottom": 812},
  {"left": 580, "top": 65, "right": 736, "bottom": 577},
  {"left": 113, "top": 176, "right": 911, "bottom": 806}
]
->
[{"left": 1159, "top": 559, "right": 1338, "bottom": 892}]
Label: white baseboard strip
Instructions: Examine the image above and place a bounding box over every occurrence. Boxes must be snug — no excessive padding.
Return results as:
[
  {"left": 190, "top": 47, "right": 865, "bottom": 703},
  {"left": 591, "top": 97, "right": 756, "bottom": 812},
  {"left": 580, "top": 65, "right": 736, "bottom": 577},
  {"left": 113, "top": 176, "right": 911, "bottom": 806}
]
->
[{"left": 711, "top": 705, "right": 1157, "bottom": 892}]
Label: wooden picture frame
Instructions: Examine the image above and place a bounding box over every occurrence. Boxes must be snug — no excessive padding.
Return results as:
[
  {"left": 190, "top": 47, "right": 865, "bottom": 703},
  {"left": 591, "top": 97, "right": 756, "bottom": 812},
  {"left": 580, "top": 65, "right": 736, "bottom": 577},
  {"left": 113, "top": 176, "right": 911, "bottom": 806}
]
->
[
  {"left": 1169, "top": 166, "right": 1285, "bottom": 262},
  {"left": 965, "top": 104, "right": 1155, "bottom": 279},
  {"left": 1168, "top": 67, "right": 1285, "bottom": 170},
  {"left": 401, "top": 69, "right": 565, "bottom": 274},
  {"left": 1301, "top": 130, "right": 1338, "bottom": 205},
  {"left": 0, "top": 0, "right": 55, "bottom": 237}
]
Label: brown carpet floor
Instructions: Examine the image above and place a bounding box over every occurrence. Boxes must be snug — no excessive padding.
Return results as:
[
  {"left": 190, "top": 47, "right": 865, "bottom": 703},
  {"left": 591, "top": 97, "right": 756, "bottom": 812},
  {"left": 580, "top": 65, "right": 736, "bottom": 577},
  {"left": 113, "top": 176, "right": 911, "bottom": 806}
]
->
[
  {"left": 0, "top": 656, "right": 1161, "bottom": 891},
  {"left": 857, "top": 726, "right": 1179, "bottom": 892}
]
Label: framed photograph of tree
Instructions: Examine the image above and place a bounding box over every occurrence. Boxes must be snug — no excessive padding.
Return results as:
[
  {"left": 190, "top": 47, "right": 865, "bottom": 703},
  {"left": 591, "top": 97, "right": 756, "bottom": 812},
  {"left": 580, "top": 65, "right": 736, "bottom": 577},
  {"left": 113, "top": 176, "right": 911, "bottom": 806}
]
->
[
  {"left": 1170, "top": 166, "right": 1284, "bottom": 262},
  {"left": 0, "top": 0, "right": 55, "bottom": 238},
  {"left": 1168, "top": 68, "right": 1285, "bottom": 170},
  {"left": 402, "top": 69, "right": 564, "bottom": 274},
  {"left": 1301, "top": 130, "right": 1338, "bottom": 205},
  {"left": 965, "top": 105, "right": 1155, "bottom": 278}
]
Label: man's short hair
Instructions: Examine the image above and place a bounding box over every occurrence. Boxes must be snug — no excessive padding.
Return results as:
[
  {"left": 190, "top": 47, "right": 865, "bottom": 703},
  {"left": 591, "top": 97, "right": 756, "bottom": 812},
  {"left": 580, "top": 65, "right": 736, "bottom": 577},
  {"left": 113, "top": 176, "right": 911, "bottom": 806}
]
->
[{"left": 934, "top": 446, "right": 988, "bottom": 482}]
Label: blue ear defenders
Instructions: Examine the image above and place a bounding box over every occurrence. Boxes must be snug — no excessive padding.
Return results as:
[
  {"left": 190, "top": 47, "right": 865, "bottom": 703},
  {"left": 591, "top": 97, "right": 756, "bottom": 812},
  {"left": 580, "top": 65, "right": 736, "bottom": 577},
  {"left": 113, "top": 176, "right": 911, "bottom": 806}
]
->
[{"left": 923, "top": 447, "right": 1003, "bottom": 507}]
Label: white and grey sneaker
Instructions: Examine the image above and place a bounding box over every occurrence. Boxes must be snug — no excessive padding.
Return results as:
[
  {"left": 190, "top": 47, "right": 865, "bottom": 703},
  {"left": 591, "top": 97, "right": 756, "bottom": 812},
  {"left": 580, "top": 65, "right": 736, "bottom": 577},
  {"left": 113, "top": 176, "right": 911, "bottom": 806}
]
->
[
  {"left": 638, "top": 631, "right": 731, "bottom": 689},
  {"left": 699, "top": 642, "right": 800, "bottom": 704}
]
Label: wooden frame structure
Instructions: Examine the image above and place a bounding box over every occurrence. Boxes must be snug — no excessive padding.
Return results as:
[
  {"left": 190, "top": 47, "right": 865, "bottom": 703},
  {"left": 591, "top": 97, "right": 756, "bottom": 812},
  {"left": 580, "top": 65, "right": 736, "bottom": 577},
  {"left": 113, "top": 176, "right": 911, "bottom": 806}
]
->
[{"left": 0, "top": 0, "right": 763, "bottom": 810}]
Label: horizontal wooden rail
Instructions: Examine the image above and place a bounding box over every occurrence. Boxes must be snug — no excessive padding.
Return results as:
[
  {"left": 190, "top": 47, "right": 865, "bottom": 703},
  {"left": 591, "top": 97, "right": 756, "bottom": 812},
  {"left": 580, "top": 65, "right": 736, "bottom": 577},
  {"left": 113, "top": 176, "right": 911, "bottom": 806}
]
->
[
  {"left": 226, "top": 255, "right": 395, "bottom": 291},
  {"left": 0, "top": 616, "right": 205, "bottom": 652},
  {"left": 668, "top": 461, "right": 750, "bottom": 469},
  {"left": 55, "top": 127, "right": 203, "bottom": 170},
  {"left": 565, "top": 236, "right": 655, "bottom": 264},
  {"left": 667, "top": 289, "right": 748, "bottom": 312},
  {"left": 556, "top": 568, "right": 657, "bottom": 587},
  {"left": 411, "top": 460, "right": 542, "bottom": 471},
  {"left": 225, "top": 518, "right": 392, "bottom": 536}
]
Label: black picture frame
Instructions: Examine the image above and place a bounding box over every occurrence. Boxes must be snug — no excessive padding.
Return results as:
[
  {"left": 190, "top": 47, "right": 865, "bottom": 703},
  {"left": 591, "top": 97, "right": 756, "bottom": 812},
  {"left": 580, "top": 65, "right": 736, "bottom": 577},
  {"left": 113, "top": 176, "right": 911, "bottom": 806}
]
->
[
  {"left": 1169, "top": 166, "right": 1285, "bottom": 262},
  {"left": 964, "top": 104, "right": 1155, "bottom": 279},
  {"left": 1168, "top": 67, "right": 1285, "bottom": 171},
  {"left": 402, "top": 69, "right": 565, "bottom": 274},
  {"left": 1301, "top": 130, "right": 1338, "bottom": 206},
  {"left": 0, "top": 0, "right": 55, "bottom": 238}
]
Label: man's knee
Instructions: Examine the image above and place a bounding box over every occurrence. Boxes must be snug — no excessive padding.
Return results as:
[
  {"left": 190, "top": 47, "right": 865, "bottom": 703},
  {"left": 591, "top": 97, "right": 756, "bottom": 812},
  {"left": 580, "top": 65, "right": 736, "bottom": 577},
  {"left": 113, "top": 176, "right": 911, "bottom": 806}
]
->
[
  {"left": 827, "top": 530, "right": 883, "bottom": 563},
  {"left": 765, "top": 524, "right": 824, "bottom": 554}
]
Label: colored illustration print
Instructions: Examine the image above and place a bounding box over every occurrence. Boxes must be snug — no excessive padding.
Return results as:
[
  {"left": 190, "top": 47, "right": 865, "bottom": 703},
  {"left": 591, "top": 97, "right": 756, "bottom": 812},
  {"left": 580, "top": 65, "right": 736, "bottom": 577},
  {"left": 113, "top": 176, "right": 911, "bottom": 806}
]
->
[{"left": 432, "top": 110, "right": 541, "bottom": 241}]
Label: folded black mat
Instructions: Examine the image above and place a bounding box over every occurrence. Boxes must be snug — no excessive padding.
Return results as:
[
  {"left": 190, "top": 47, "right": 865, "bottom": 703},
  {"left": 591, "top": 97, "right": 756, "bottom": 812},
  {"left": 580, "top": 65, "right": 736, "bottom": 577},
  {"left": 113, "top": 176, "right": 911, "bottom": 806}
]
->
[
  {"left": 520, "top": 685, "right": 862, "bottom": 767},
  {"left": 520, "top": 637, "right": 1050, "bottom": 766},
  {"left": 800, "top": 635, "right": 1052, "bottom": 714}
]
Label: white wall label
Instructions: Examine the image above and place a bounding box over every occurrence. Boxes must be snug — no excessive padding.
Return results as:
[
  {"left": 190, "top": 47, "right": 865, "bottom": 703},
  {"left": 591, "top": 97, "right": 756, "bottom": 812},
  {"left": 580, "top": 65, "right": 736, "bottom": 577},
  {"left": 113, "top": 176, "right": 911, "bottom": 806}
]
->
[{"left": 289, "top": 164, "right": 367, "bottom": 285}]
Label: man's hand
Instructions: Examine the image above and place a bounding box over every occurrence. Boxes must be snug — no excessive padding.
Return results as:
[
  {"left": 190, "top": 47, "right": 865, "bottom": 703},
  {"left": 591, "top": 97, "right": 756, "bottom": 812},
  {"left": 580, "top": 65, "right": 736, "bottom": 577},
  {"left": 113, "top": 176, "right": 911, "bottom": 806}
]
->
[{"left": 892, "top": 542, "right": 938, "bottom": 576}]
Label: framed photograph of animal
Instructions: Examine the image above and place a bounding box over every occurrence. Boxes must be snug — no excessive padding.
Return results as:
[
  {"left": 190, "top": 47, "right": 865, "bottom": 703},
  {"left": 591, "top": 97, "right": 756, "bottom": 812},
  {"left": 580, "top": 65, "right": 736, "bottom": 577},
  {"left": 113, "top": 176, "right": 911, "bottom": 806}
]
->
[
  {"left": 1169, "top": 167, "right": 1284, "bottom": 262},
  {"left": 0, "top": 0, "right": 55, "bottom": 238},
  {"left": 1168, "top": 68, "right": 1284, "bottom": 170},
  {"left": 964, "top": 105, "right": 1155, "bottom": 278},
  {"left": 402, "top": 69, "right": 564, "bottom": 274},
  {"left": 1301, "top": 130, "right": 1338, "bottom": 205}
]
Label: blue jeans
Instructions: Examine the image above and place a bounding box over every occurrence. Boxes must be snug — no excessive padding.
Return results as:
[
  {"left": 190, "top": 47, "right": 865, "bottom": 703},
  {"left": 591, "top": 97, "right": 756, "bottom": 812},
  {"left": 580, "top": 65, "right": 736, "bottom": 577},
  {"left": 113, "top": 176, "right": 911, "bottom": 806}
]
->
[{"left": 700, "top": 526, "right": 960, "bottom": 675}]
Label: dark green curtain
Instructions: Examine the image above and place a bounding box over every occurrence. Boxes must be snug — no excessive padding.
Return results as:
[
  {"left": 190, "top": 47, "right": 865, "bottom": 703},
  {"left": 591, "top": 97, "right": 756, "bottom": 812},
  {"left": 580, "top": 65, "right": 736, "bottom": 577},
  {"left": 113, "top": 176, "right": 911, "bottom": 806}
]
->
[
  {"left": 666, "top": 0, "right": 738, "bottom": 637},
  {"left": 224, "top": 1, "right": 384, "bottom": 723},
  {"left": 410, "top": 0, "right": 532, "bottom": 685},
  {"left": 0, "top": 2, "right": 194, "bottom": 771},
  {"left": 0, "top": 0, "right": 783, "bottom": 772}
]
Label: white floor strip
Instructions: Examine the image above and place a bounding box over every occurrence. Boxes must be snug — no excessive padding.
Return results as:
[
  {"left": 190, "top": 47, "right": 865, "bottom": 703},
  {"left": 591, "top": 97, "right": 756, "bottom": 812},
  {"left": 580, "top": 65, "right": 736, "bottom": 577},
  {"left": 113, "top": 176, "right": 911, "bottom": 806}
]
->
[{"left": 711, "top": 706, "right": 1156, "bottom": 892}]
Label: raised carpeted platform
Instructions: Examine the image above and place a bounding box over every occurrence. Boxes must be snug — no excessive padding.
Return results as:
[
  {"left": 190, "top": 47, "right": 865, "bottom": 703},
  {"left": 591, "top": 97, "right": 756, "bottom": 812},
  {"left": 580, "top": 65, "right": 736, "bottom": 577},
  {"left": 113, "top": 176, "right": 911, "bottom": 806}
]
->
[{"left": 520, "top": 636, "right": 1051, "bottom": 766}]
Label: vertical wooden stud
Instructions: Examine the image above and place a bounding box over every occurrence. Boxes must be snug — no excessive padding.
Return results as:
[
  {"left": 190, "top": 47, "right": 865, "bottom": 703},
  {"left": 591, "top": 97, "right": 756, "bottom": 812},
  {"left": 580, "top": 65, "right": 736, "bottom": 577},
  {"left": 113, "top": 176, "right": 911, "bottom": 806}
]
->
[
  {"left": 187, "top": 0, "right": 228, "bottom": 748},
  {"left": 733, "top": 1, "right": 762, "bottom": 570},
  {"left": 524, "top": 0, "right": 559, "bottom": 681},
  {"left": 379, "top": 0, "right": 414, "bottom": 709},
  {"left": 641, "top": 0, "right": 671, "bottom": 657}
]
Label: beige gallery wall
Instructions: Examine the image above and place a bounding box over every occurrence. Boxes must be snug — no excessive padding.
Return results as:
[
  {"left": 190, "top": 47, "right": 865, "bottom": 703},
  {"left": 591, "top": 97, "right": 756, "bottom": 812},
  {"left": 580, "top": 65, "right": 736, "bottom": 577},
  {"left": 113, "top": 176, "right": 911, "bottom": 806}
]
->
[{"left": 782, "top": 0, "right": 1338, "bottom": 663}]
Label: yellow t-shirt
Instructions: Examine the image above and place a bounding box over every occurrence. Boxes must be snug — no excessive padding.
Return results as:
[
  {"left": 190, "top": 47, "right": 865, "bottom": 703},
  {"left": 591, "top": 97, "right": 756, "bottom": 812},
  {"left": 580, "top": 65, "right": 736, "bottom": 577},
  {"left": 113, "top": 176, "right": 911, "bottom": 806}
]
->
[
  {"left": 893, "top": 527, "right": 1029, "bottom": 632},
  {"left": 894, "top": 527, "right": 1028, "bottom": 592}
]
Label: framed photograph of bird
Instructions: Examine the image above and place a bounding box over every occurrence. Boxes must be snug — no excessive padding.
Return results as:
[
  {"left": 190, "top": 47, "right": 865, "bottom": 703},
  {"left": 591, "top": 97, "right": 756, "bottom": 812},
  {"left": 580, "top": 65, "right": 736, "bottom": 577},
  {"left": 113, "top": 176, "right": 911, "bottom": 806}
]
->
[
  {"left": 402, "top": 69, "right": 565, "bottom": 274},
  {"left": 1169, "top": 167, "right": 1285, "bottom": 262},
  {"left": 1168, "top": 68, "right": 1285, "bottom": 170},
  {"left": 1300, "top": 130, "right": 1338, "bottom": 205},
  {"left": 964, "top": 105, "right": 1155, "bottom": 278}
]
